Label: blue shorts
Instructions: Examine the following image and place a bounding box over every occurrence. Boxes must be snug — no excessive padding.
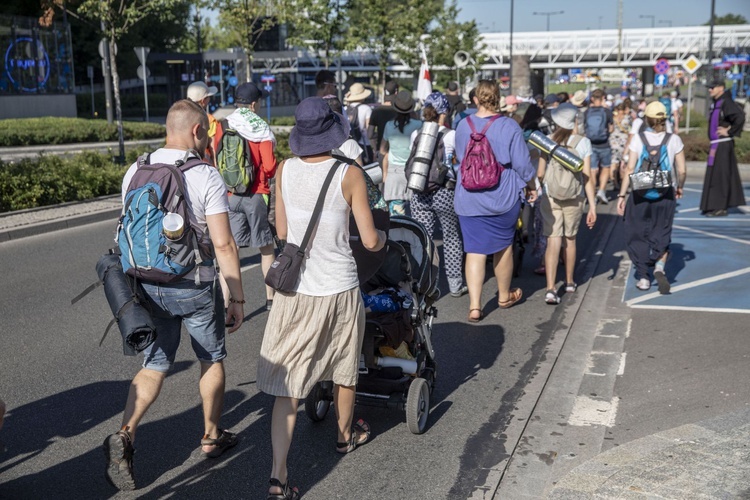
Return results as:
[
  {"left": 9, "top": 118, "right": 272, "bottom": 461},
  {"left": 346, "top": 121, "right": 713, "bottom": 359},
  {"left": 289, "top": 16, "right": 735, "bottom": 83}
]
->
[
  {"left": 140, "top": 280, "right": 227, "bottom": 372},
  {"left": 590, "top": 146, "right": 612, "bottom": 169}
]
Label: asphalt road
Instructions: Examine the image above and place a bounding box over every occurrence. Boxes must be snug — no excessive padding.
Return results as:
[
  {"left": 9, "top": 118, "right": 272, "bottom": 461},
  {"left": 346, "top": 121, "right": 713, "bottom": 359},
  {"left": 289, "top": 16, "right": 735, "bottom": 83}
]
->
[{"left": 0, "top": 201, "right": 614, "bottom": 499}]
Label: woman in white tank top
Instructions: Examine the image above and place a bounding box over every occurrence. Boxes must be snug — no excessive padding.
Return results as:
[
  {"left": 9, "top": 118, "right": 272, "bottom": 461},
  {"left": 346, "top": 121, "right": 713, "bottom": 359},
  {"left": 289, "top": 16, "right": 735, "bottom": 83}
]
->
[{"left": 257, "top": 97, "right": 386, "bottom": 500}]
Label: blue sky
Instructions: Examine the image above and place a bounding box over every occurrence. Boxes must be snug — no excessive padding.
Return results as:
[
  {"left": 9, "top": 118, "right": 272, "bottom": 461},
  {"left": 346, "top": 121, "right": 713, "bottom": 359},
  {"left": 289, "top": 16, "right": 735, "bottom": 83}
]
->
[{"left": 458, "top": 0, "right": 749, "bottom": 32}]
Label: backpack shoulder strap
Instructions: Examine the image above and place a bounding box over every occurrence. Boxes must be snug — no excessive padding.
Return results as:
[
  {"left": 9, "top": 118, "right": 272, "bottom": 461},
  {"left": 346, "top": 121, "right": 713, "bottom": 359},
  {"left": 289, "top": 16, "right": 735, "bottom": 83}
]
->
[
  {"left": 480, "top": 115, "right": 503, "bottom": 135},
  {"left": 660, "top": 132, "right": 672, "bottom": 148},
  {"left": 569, "top": 134, "right": 584, "bottom": 149}
]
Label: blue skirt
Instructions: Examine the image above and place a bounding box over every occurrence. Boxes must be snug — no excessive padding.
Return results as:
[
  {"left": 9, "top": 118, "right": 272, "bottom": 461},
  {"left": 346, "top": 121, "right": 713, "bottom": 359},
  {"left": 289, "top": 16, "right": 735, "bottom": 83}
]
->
[{"left": 458, "top": 201, "right": 521, "bottom": 255}]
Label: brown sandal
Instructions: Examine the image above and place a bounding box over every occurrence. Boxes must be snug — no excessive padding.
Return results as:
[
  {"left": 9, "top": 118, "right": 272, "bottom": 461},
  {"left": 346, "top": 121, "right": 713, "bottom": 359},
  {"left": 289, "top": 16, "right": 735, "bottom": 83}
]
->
[
  {"left": 498, "top": 288, "right": 523, "bottom": 309},
  {"left": 336, "top": 419, "right": 370, "bottom": 454},
  {"left": 468, "top": 308, "right": 484, "bottom": 323}
]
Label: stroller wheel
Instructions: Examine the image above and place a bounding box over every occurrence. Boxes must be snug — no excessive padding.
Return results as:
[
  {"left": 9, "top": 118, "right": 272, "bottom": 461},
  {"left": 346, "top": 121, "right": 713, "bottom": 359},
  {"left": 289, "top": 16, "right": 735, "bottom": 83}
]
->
[
  {"left": 305, "top": 382, "right": 331, "bottom": 422},
  {"left": 406, "top": 377, "right": 431, "bottom": 434}
]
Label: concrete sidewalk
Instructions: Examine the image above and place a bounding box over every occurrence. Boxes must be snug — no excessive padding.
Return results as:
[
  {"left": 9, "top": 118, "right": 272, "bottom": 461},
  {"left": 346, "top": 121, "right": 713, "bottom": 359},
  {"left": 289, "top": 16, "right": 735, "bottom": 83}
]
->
[{"left": 550, "top": 409, "right": 750, "bottom": 498}]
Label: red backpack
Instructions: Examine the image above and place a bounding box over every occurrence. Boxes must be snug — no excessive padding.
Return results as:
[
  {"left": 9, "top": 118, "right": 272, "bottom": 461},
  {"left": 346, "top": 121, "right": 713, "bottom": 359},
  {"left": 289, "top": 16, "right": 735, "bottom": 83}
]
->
[{"left": 461, "top": 115, "right": 504, "bottom": 191}]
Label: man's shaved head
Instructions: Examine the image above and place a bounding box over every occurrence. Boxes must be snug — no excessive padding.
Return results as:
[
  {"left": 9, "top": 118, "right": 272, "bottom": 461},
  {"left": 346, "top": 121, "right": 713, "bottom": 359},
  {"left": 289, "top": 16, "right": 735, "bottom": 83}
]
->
[
  {"left": 166, "top": 99, "right": 209, "bottom": 137},
  {"left": 165, "top": 99, "right": 209, "bottom": 153}
]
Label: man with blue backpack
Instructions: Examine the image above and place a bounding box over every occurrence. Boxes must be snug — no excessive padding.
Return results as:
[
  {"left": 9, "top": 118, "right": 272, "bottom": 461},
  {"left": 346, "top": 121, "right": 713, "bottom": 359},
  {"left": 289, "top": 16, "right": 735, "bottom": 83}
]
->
[
  {"left": 104, "top": 100, "right": 245, "bottom": 491},
  {"left": 617, "top": 101, "right": 687, "bottom": 295},
  {"left": 584, "top": 89, "right": 615, "bottom": 204}
]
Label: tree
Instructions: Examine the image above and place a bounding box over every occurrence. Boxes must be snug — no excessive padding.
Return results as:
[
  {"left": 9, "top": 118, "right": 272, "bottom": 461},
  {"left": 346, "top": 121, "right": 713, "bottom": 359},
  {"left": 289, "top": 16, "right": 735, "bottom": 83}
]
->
[
  {"left": 426, "top": 0, "right": 484, "bottom": 89},
  {"left": 210, "top": 0, "right": 287, "bottom": 81},
  {"left": 73, "top": 0, "right": 182, "bottom": 160},
  {"left": 705, "top": 13, "right": 747, "bottom": 25},
  {"left": 285, "top": 0, "right": 349, "bottom": 68},
  {"left": 348, "top": 0, "right": 439, "bottom": 93}
]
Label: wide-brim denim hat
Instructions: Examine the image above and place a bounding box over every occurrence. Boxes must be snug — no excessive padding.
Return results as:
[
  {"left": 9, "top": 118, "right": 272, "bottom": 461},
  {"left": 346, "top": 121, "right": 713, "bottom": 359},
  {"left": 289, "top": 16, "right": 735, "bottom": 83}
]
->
[
  {"left": 290, "top": 97, "right": 350, "bottom": 156},
  {"left": 551, "top": 103, "right": 578, "bottom": 130}
]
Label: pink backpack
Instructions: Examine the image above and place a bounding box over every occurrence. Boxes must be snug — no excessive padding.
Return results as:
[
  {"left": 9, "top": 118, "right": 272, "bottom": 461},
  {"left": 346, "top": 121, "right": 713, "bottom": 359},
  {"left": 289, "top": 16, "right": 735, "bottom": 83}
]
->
[{"left": 461, "top": 115, "right": 504, "bottom": 191}]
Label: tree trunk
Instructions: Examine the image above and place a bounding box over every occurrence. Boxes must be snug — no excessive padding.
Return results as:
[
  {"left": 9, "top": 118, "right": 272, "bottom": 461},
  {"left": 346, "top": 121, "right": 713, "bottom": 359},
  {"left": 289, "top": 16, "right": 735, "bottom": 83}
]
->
[{"left": 109, "top": 37, "right": 125, "bottom": 164}]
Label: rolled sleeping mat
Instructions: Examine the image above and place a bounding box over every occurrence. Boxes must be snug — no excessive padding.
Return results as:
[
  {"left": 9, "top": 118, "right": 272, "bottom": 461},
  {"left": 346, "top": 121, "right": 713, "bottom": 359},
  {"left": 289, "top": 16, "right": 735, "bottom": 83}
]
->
[
  {"left": 362, "top": 162, "right": 383, "bottom": 184},
  {"left": 527, "top": 130, "right": 584, "bottom": 173},
  {"left": 407, "top": 121, "right": 440, "bottom": 192},
  {"left": 96, "top": 253, "right": 157, "bottom": 356}
]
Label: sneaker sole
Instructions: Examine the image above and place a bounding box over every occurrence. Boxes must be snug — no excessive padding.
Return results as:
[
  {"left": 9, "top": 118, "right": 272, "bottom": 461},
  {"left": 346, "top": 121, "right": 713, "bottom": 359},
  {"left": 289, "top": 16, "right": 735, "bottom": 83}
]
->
[
  {"left": 104, "top": 434, "right": 135, "bottom": 491},
  {"left": 654, "top": 271, "right": 670, "bottom": 294}
]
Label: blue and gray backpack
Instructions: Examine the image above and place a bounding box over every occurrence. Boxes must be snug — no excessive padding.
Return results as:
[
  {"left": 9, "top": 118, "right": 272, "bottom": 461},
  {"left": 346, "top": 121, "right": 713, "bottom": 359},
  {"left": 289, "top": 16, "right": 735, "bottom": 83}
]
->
[
  {"left": 633, "top": 131, "right": 672, "bottom": 200},
  {"left": 116, "top": 153, "right": 215, "bottom": 284}
]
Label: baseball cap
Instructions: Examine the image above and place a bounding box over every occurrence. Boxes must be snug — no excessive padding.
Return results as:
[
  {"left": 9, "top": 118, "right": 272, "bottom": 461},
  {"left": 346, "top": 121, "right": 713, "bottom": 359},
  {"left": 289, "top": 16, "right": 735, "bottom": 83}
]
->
[
  {"left": 187, "top": 81, "right": 218, "bottom": 102},
  {"left": 544, "top": 93, "right": 560, "bottom": 105},
  {"left": 447, "top": 81, "right": 459, "bottom": 92},
  {"left": 644, "top": 101, "right": 667, "bottom": 119},
  {"left": 235, "top": 82, "right": 269, "bottom": 104},
  {"left": 385, "top": 80, "right": 399, "bottom": 95}
]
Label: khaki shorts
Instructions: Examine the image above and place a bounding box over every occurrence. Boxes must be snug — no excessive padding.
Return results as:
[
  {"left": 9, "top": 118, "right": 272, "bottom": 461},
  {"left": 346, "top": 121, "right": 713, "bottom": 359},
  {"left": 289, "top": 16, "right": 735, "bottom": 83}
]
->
[{"left": 540, "top": 195, "right": 584, "bottom": 238}]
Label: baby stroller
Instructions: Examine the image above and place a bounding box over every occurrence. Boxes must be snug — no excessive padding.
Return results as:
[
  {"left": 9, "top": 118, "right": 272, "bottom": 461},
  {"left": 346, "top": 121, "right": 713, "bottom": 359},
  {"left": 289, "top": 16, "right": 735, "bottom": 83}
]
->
[{"left": 305, "top": 215, "right": 440, "bottom": 434}]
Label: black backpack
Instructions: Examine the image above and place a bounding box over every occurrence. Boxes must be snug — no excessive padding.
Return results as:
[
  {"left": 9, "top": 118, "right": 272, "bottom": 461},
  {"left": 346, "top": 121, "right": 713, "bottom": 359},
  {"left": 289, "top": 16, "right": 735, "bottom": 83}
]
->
[
  {"left": 347, "top": 104, "right": 363, "bottom": 143},
  {"left": 404, "top": 130, "right": 447, "bottom": 193}
]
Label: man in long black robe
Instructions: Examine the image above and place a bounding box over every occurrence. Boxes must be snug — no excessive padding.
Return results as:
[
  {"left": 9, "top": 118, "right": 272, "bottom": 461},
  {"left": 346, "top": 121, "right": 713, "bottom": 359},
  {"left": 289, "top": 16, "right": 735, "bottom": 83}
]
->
[{"left": 700, "top": 79, "right": 746, "bottom": 216}]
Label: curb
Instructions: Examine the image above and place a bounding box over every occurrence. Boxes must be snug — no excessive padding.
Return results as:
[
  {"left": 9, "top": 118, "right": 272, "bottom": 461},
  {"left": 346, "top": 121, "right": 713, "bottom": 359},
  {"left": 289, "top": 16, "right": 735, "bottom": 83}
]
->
[{"left": 0, "top": 208, "right": 120, "bottom": 243}]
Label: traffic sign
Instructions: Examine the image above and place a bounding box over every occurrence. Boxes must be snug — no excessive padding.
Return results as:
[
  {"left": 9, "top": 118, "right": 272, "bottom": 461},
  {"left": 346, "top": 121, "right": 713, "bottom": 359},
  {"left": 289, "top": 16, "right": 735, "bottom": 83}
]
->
[
  {"left": 654, "top": 58, "right": 670, "bottom": 75},
  {"left": 682, "top": 55, "right": 702, "bottom": 75},
  {"left": 654, "top": 73, "right": 668, "bottom": 87},
  {"left": 98, "top": 39, "right": 118, "bottom": 59},
  {"left": 260, "top": 74, "right": 276, "bottom": 83},
  {"left": 136, "top": 65, "right": 150, "bottom": 81},
  {"left": 264, "top": 84, "right": 273, "bottom": 92},
  {"left": 134, "top": 47, "right": 150, "bottom": 65}
]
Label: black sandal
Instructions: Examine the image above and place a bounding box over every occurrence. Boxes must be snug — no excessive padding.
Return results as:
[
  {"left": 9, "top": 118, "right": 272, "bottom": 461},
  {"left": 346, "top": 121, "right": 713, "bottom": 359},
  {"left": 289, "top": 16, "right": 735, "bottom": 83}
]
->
[
  {"left": 336, "top": 418, "right": 371, "bottom": 454},
  {"left": 267, "top": 478, "right": 300, "bottom": 500}
]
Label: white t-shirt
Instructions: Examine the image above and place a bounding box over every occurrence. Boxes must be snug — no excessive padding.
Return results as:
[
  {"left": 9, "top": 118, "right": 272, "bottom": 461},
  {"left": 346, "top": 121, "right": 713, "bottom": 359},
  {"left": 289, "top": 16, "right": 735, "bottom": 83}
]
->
[
  {"left": 336, "top": 138, "right": 363, "bottom": 163},
  {"left": 409, "top": 125, "right": 457, "bottom": 157},
  {"left": 122, "top": 148, "right": 230, "bottom": 281},
  {"left": 671, "top": 98, "right": 683, "bottom": 113},
  {"left": 630, "top": 117, "right": 673, "bottom": 135},
  {"left": 347, "top": 103, "right": 372, "bottom": 146},
  {"left": 628, "top": 131, "right": 684, "bottom": 173}
]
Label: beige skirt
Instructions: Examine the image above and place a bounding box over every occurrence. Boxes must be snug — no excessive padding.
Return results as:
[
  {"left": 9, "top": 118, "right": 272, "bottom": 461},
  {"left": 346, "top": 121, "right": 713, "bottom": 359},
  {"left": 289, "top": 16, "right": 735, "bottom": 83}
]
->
[{"left": 257, "top": 287, "right": 365, "bottom": 399}]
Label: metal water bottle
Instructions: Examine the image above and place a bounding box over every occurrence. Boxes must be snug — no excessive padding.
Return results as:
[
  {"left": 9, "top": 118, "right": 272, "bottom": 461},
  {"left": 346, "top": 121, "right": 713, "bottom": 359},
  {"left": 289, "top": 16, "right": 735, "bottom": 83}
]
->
[{"left": 407, "top": 121, "right": 440, "bottom": 192}]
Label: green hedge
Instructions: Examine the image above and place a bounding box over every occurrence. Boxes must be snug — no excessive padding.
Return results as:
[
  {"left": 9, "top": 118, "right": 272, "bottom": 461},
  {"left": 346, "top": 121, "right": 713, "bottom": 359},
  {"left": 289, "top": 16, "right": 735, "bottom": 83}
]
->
[
  {"left": 681, "top": 131, "right": 750, "bottom": 163},
  {"left": 0, "top": 118, "right": 165, "bottom": 147},
  {"left": 0, "top": 149, "right": 149, "bottom": 212}
]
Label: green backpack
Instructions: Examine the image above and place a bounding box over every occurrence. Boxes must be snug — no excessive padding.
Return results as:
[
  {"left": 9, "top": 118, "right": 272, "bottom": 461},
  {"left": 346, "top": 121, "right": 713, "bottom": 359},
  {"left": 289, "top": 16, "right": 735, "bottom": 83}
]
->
[{"left": 216, "top": 119, "right": 255, "bottom": 194}]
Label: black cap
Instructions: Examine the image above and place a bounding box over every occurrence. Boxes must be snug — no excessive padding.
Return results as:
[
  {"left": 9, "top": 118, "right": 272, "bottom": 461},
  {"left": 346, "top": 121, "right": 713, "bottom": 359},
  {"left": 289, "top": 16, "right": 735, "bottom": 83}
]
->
[
  {"left": 384, "top": 80, "right": 399, "bottom": 96},
  {"left": 235, "top": 82, "right": 268, "bottom": 104},
  {"left": 447, "top": 81, "right": 459, "bottom": 92},
  {"left": 708, "top": 77, "right": 726, "bottom": 89}
]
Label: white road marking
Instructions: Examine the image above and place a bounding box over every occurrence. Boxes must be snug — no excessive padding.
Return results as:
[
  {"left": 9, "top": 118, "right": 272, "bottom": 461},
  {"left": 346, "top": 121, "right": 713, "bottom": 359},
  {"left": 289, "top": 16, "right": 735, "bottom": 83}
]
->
[
  {"left": 617, "top": 353, "right": 627, "bottom": 376},
  {"left": 682, "top": 187, "right": 703, "bottom": 193},
  {"left": 675, "top": 218, "right": 750, "bottom": 222},
  {"left": 625, "top": 318, "right": 632, "bottom": 338},
  {"left": 673, "top": 225, "right": 750, "bottom": 246},
  {"left": 568, "top": 396, "right": 619, "bottom": 427},
  {"left": 630, "top": 304, "right": 750, "bottom": 315},
  {"left": 627, "top": 266, "right": 750, "bottom": 305},
  {"left": 677, "top": 207, "right": 702, "bottom": 213}
]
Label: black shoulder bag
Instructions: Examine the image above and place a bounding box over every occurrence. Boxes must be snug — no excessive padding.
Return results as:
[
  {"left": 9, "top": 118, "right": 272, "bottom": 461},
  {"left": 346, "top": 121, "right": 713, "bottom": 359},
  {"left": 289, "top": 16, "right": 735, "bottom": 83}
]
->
[{"left": 265, "top": 161, "right": 341, "bottom": 293}]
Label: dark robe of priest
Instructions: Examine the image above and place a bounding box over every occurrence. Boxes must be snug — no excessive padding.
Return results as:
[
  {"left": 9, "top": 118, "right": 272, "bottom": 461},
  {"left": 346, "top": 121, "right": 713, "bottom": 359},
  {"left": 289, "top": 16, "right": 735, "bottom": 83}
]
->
[{"left": 700, "top": 79, "right": 746, "bottom": 216}]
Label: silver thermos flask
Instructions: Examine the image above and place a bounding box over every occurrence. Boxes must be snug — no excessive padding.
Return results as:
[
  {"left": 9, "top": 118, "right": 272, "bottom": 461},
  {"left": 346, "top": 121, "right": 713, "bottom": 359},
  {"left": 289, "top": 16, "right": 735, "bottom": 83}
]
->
[{"left": 407, "top": 121, "right": 440, "bottom": 192}]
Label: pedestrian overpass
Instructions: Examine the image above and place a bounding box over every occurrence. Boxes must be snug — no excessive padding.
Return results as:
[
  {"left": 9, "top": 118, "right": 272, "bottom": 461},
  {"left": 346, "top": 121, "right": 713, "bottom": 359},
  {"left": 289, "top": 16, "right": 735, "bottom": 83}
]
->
[
  {"left": 479, "top": 24, "right": 750, "bottom": 70},
  {"left": 281, "top": 24, "right": 750, "bottom": 74}
]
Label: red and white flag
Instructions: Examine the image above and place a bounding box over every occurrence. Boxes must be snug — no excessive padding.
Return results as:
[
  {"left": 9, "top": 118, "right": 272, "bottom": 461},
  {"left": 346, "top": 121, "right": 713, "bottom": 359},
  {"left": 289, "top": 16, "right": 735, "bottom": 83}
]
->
[{"left": 417, "top": 46, "right": 432, "bottom": 102}]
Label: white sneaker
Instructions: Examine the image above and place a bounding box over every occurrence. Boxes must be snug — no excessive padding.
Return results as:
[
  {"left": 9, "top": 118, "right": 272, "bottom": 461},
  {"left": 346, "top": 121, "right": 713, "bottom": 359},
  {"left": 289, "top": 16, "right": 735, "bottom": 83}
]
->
[
  {"left": 636, "top": 278, "right": 651, "bottom": 291},
  {"left": 597, "top": 190, "right": 609, "bottom": 205}
]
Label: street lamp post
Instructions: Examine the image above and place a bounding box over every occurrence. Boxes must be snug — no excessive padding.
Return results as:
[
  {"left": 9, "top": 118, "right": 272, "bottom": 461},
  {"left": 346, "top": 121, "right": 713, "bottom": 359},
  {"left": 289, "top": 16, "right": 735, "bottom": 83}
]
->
[
  {"left": 658, "top": 20, "right": 673, "bottom": 27},
  {"left": 533, "top": 10, "right": 564, "bottom": 32},
  {"left": 509, "top": 0, "right": 514, "bottom": 92},
  {"left": 639, "top": 14, "right": 656, "bottom": 28}
]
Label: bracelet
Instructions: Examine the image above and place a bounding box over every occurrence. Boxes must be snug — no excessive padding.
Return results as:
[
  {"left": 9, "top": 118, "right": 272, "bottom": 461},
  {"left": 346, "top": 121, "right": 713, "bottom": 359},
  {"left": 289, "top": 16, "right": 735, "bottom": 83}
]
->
[
  {"left": 228, "top": 297, "right": 246, "bottom": 304},
  {"left": 617, "top": 194, "right": 626, "bottom": 198}
]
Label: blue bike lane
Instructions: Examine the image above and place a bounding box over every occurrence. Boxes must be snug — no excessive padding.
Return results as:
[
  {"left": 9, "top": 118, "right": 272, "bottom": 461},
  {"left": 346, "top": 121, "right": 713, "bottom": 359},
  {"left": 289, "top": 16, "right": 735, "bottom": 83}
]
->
[{"left": 623, "top": 182, "right": 750, "bottom": 314}]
